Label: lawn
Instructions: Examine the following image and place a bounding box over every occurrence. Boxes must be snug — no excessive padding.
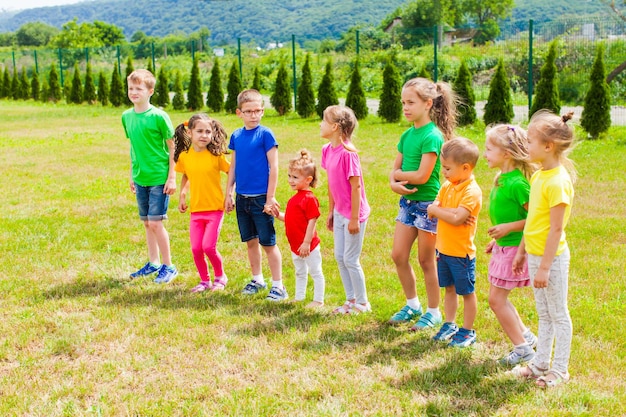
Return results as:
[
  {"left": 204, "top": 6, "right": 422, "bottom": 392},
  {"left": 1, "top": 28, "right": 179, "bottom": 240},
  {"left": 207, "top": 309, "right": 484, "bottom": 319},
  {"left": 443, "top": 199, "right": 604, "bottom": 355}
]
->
[{"left": 0, "top": 100, "right": 625, "bottom": 416}]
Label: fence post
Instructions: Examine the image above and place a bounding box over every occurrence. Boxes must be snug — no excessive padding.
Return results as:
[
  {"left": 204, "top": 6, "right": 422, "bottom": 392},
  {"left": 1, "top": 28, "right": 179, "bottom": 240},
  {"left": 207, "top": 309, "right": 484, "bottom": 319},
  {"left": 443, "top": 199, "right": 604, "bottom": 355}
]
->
[
  {"left": 356, "top": 30, "right": 360, "bottom": 55},
  {"left": 151, "top": 43, "right": 156, "bottom": 71},
  {"left": 58, "top": 48, "right": 64, "bottom": 86},
  {"left": 237, "top": 38, "right": 242, "bottom": 82},
  {"left": 116, "top": 45, "right": 121, "bottom": 76},
  {"left": 12, "top": 50, "right": 16, "bottom": 69},
  {"left": 433, "top": 26, "right": 438, "bottom": 82},
  {"left": 292, "top": 34, "right": 297, "bottom": 110},
  {"left": 34, "top": 50, "right": 38, "bottom": 73},
  {"left": 191, "top": 40, "right": 195, "bottom": 61},
  {"left": 528, "top": 19, "right": 534, "bottom": 114},
  {"left": 85, "top": 47, "right": 89, "bottom": 65}
]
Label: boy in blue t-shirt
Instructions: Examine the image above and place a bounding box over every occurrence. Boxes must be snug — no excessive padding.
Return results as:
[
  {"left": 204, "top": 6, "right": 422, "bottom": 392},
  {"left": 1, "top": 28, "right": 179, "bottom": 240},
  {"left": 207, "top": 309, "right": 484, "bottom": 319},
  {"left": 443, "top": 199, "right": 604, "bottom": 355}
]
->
[{"left": 225, "top": 89, "right": 286, "bottom": 301}]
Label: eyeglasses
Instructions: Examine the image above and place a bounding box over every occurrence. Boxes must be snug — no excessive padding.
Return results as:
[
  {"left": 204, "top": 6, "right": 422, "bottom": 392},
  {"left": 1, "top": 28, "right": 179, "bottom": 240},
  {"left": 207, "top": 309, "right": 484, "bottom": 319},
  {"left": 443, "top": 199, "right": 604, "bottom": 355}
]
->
[{"left": 241, "top": 109, "right": 264, "bottom": 116}]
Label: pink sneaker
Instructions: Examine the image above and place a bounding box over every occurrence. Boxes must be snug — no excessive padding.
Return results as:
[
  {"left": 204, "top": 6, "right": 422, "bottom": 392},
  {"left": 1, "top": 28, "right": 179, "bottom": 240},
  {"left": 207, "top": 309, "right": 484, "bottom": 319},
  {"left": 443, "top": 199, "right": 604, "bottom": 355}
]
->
[
  {"left": 211, "top": 277, "right": 228, "bottom": 291},
  {"left": 191, "top": 281, "right": 212, "bottom": 293}
]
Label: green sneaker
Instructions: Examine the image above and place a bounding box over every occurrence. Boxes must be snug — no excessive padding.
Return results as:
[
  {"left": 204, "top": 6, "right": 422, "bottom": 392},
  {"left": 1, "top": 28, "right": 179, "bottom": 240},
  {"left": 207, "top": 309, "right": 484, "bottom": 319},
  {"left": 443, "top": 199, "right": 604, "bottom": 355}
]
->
[
  {"left": 388, "top": 305, "right": 422, "bottom": 324},
  {"left": 410, "top": 311, "right": 443, "bottom": 331}
]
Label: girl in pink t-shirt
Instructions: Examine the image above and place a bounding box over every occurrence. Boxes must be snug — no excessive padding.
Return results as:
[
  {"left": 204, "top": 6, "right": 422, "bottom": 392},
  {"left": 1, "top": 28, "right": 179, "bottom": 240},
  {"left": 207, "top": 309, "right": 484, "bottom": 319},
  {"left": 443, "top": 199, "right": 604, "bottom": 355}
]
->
[
  {"left": 320, "top": 105, "right": 371, "bottom": 314},
  {"left": 174, "top": 113, "right": 230, "bottom": 293}
]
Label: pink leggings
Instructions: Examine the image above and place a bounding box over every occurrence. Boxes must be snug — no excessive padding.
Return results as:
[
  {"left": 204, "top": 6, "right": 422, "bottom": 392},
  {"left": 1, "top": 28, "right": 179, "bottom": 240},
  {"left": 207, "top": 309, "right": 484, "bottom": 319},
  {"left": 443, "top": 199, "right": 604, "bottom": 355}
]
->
[{"left": 189, "top": 211, "right": 224, "bottom": 281}]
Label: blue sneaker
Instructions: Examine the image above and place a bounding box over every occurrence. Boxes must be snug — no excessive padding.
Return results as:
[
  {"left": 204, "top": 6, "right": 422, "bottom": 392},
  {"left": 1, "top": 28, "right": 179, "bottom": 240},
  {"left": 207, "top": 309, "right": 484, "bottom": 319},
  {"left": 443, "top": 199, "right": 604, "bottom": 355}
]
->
[
  {"left": 130, "top": 262, "right": 160, "bottom": 279},
  {"left": 266, "top": 286, "right": 289, "bottom": 302},
  {"left": 448, "top": 328, "right": 476, "bottom": 348},
  {"left": 241, "top": 280, "right": 267, "bottom": 295},
  {"left": 410, "top": 311, "right": 443, "bottom": 331},
  {"left": 388, "top": 305, "right": 422, "bottom": 324},
  {"left": 154, "top": 265, "right": 178, "bottom": 284},
  {"left": 433, "top": 322, "right": 459, "bottom": 342}
]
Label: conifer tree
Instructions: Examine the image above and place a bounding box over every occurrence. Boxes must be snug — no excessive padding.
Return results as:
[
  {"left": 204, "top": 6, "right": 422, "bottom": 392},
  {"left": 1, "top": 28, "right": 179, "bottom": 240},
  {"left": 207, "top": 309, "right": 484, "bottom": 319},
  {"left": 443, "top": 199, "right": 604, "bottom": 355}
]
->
[
  {"left": 187, "top": 58, "right": 203, "bottom": 110},
  {"left": 69, "top": 62, "right": 83, "bottom": 104},
  {"left": 225, "top": 62, "right": 242, "bottom": 113},
  {"left": 316, "top": 60, "right": 338, "bottom": 118},
  {"left": 124, "top": 56, "right": 134, "bottom": 106},
  {"left": 146, "top": 60, "right": 154, "bottom": 76},
  {"left": 47, "top": 65, "right": 62, "bottom": 102},
  {"left": 271, "top": 62, "right": 292, "bottom": 116},
  {"left": 454, "top": 60, "right": 477, "bottom": 126},
  {"left": 109, "top": 67, "right": 124, "bottom": 107},
  {"left": 154, "top": 67, "right": 170, "bottom": 108},
  {"left": 63, "top": 72, "right": 72, "bottom": 102},
  {"left": 0, "top": 68, "right": 3, "bottom": 98},
  {"left": 296, "top": 54, "right": 316, "bottom": 118},
  {"left": 378, "top": 58, "right": 402, "bottom": 123},
  {"left": 483, "top": 59, "right": 514, "bottom": 125},
  {"left": 206, "top": 58, "right": 224, "bottom": 112},
  {"left": 11, "top": 67, "right": 19, "bottom": 99},
  {"left": 1, "top": 67, "right": 10, "bottom": 98},
  {"left": 251, "top": 66, "right": 261, "bottom": 92},
  {"left": 83, "top": 63, "right": 96, "bottom": 104},
  {"left": 172, "top": 70, "right": 186, "bottom": 111},
  {"left": 30, "top": 68, "right": 40, "bottom": 101},
  {"left": 97, "top": 70, "right": 109, "bottom": 106},
  {"left": 40, "top": 79, "right": 49, "bottom": 103},
  {"left": 581, "top": 44, "right": 611, "bottom": 139},
  {"left": 19, "top": 68, "right": 30, "bottom": 100},
  {"left": 530, "top": 40, "right": 560, "bottom": 117},
  {"left": 345, "top": 59, "right": 368, "bottom": 120}
]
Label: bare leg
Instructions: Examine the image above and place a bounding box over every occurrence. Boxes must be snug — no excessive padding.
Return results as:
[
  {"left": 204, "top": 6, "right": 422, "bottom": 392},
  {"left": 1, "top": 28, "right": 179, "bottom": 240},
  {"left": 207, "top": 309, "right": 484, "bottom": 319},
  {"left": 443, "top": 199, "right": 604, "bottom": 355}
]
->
[
  {"left": 147, "top": 220, "right": 171, "bottom": 265},
  {"left": 263, "top": 244, "right": 282, "bottom": 284},
  {"left": 462, "top": 292, "right": 477, "bottom": 330},
  {"left": 417, "top": 230, "right": 439, "bottom": 309},
  {"left": 143, "top": 220, "right": 160, "bottom": 264},
  {"left": 489, "top": 285, "right": 527, "bottom": 345},
  {"left": 443, "top": 285, "right": 458, "bottom": 323},
  {"left": 246, "top": 238, "right": 262, "bottom": 276},
  {"left": 391, "top": 223, "right": 419, "bottom": 299}
]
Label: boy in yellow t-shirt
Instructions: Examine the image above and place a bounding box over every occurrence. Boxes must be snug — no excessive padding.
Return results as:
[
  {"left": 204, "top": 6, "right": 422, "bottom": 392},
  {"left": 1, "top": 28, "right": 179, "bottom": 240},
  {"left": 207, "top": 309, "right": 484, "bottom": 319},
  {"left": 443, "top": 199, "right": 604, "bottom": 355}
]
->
[{"left": 427, "top": 137, "right": 482, "bottom": 348}]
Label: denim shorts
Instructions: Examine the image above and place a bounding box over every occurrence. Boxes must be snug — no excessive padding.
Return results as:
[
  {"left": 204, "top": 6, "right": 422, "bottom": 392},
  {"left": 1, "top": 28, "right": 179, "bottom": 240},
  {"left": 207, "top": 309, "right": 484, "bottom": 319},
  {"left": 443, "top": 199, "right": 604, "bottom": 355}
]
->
[
  {"left": 437, "top": 252, "right": 476, "bottom": 295},
  {"left": 135, "top": 183, "right": 169, "bottom": 221},
  {"left": 395, "top": 197, "right": 438, "bottom": 233},
  {"left": 235, "top": 194, "right": 276, "bottom": 246}
]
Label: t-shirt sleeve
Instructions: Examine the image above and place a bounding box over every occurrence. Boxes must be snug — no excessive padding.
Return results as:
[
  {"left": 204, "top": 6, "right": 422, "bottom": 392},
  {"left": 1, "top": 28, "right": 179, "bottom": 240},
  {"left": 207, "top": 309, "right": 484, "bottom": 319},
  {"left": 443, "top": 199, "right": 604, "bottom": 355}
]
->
[
  {"left": 321, "top": 144, "right": 329, "bottom": 170},
  {"left": 422, "top": 131, "right": 443, "bottom": 155},
  {"left": 459, "top": 183, "right": 482, "bottom": 214},
  {"left": 262, "top": 128, "right": 278, "bottom": 153},
  {"left": 219, "top": 154, "right": 230, "bottom": 173},
  {"left": 174, "top": 154, "right": 185, "bottom": 173},
  {"left": 510, "top": 177, "right": 530, "bottom": 207},
  {"left": 303, "top": 195, "right": 321, "bottom": 220},
  {"left": 160, "top": 113, "right": 175, "bottom": 139},
  {"left": 547, "top": 181, "right": 572, "bottom": 208},
  {"left": 344, "top": 151, "right": 363, "bottom": 180}
]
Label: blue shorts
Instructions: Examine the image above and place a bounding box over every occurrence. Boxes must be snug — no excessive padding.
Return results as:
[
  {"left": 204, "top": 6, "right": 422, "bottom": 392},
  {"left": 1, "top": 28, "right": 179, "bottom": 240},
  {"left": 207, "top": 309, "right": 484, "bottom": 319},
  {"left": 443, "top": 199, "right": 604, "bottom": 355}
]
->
[
  {"left": 395, "top": 197, "right": 438, "bottom": 233},
  {"left": 437, "top": 252, "right": 476, "bottom": 295},
  {"left": 235, "top": 194, "right": 276, "bottom": 246},
  {"left": 135, "top": 183, "right": 169, "bottom": 221}
]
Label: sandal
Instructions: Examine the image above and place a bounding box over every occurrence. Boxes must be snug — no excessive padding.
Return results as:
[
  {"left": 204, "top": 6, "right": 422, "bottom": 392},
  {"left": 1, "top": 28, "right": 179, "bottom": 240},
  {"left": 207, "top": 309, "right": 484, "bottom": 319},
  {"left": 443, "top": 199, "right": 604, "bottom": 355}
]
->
[
  {"left": 191, "top": 281, "right": 212, "bottom": 293},
  {"left": 510, "top": 363, "right": 548, "bottom": 380},
  {"left": 346, "top": 302, "right": 371, "bottom": 315},
  {"left": 211, "top": 277, "right": 228, "bottom": 292},
  {"left": 536, "top": 370, "right": 570, "bottom": 388},
  {"left": 332, "top": 301, "right": 353, "bottom": 314}
]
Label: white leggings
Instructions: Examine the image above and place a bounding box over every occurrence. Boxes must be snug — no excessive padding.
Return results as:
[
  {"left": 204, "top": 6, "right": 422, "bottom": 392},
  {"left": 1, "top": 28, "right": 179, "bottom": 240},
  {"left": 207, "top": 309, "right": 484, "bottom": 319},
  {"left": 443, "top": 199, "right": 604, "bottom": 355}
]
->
[
  {"left": 291, "top": 246, "right": 325, "bottom": 303},
  {"left": 333, "top": 211, "right": 368, "bottom": 305}
]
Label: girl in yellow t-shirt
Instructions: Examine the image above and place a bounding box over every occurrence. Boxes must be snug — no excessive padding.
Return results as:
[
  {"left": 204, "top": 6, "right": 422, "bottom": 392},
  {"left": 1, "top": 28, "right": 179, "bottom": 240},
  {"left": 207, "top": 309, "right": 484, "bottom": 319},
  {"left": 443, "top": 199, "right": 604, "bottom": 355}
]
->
[{"left": 174, "top": 113, "right": 230, "bottom": 292}]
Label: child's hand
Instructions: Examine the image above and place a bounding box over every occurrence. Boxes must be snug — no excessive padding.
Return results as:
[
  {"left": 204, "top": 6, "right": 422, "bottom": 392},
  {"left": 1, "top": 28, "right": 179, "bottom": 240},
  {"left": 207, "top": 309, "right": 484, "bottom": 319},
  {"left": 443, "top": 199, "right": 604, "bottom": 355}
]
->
[
  {"left": 129, "top": 181, "right": 136, "bottom": 194},
  {"left": 225, "top": 195, "right": 234, "bottom": 213},
  {"left": 164, "top": 177, "right": 177, "bottom": 195},
  {"left": 485, "top": 239, "right": 495, "bottom": 254},
  {"left": 512, "top": 252, "right": 527, "bottom": 275},
  {"left": 533, "top": 269, "right": 549, "bottom": 288},
  {"left": 178, "top": 200, "right": 188, "bottom": 213},
  {"left": 348, "top": 218, "right": 360, "bottom": 234},
  {"left": 298, "top": 243, "right": 311, "bottom": 257},
  {"left": 464, "top": 215, "right": 477, "bottom": 227},
  {"left": 488, "top": 224, "right": 508, "bottom": 240},
  {"left": 390, "top": 180, "right": 417, "bottom": 196},
  {"left": 427, "top": 201, "right": 440, "bottom": 219},
  {"left": 326, "top": 213, "right": 334, "bottom": 232}
]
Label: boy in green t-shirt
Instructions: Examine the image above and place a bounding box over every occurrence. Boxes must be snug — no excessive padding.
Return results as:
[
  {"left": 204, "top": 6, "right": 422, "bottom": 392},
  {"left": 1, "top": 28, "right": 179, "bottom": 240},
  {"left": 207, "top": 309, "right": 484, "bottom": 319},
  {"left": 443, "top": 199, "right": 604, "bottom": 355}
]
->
[{"left": 121, "top": 69, "right": 178, "bottom": 284}]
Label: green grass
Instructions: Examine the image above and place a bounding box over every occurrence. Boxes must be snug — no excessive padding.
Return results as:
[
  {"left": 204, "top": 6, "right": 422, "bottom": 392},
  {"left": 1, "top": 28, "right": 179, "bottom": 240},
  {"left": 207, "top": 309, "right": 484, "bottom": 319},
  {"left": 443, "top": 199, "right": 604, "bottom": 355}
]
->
[{"left": 1, "top": 100, "right": 625, "bottom": 416}]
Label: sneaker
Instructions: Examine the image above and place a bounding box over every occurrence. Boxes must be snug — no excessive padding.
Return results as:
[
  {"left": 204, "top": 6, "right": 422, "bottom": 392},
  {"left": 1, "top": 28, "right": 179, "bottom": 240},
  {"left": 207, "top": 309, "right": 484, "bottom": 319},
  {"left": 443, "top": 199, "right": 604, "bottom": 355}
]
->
[
  {"left": 154, "top": 265, "right": 178, "bottom": 284},
  {"left": 266, "top": 286, "right": 289, "bottom": 302},
  {"left": 448, "top": 328, "right": 476, "bottom": 348},
  {"left": 433, "top": 322, "right": 459, "bottom": 342},
  {"left": 410, "top": 311, "right": 443, "bottom": 331},
  {"left": 191, "top": 281, "right": 212, "bottom": 293},
  {"left": 388, "top": 305, "right": 422, "bottom": 324},
  {"left": 524, "top": 331, "right": 538, "bottom": 349},
  {"left": 130, "top": 262, "right": 160, "bottom": 279},
  {"left": 211, "top": 277, "right": 228, "bottom": 292},
  {"left": 499, "top": 349, "right": 536, "bottom": 366},
  {"left": 241, "top": 280, "right": 267, "bottom": 295}
]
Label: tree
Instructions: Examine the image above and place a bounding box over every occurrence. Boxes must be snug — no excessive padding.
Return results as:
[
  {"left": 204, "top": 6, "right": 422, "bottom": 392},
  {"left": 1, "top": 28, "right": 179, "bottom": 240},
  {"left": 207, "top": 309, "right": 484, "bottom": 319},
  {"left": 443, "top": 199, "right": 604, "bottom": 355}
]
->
[
  {"left": 153, "top": 67, "right": 170, "bottom": 108},
  {"left": 316, "top": 60, "right": 339, "bottom": 118},
  {"left": 0, "top": 67, "right": 6, "bottom": 99},
  {"left": 97, "top": 70, "right": 109, "bottom": 106},
  {"left": 345, "top": 59, "right": 368, "bottom": 120},
  {"left": 68, "top": 62, "right": 83, "bottom": 104},
  {"left": 109, "top": 67, "right": 124, "bottom": 107},
  {"left": 581, "top": 44, "right": 611, "bottom": 139},
  {"left": 16, "top": 22, "right": 59, "bottom": 47},
  {"left": 84, "top": 63, "right": 96, "bottom": 104},
  {"left": 19, "top": 68, "right": 30, "bottom": 100},
  {"left": 50, "top": 18, "right": 125, "bottom": 48},
  {"left": 124, "top": 56, "right": 134, "bottom": 106},
  {"left": 46, "top": 65, "right": 62, "bottom": 102},
  {"left": 296, "top": 54, "right": 316, "bottom": 118},
  {"left": 172, "top": 71, "right": 186, "bottom": 111},
  {"left": 10, "top": 67, "right": 19, "bottom": 100},
  {"left": 461, "top": 0, "right": 514, "bottom": 44},
  {"left": 530, "top": 40, "right": 560, "bottom": 117},
  {"left": 271, "top": 62, "right": 292, "bottom": 116},
  {"left": 30, "top": 69, "right": 40, "bottom": 101},
  {"left": 187, "top": 58, "right": 203, "bottom": 111},
  {"left": 251, "top": 66, "right": 261, "bottom": 92},
  {"left": 206, "top": 58, "right": 224, "bottom": 112},
  {"left": 378, "top": 58, "right": 402, "bottom": 123},
  {"left": 454, "top": 60, "right": 477, "bottom": 126},
  {"left": 483, "top": 59, "right": 514, "bottom": 125},
  {"left": 225, "top": 62, "right": 242, "bottom": 114}
]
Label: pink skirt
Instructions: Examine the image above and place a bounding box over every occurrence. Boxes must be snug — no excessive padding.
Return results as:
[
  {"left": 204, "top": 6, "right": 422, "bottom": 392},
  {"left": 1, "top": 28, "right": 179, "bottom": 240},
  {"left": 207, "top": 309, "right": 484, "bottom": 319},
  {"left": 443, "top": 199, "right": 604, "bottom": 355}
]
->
[{"left": 488, "top": 243, "right": 530, "bottom": 290}]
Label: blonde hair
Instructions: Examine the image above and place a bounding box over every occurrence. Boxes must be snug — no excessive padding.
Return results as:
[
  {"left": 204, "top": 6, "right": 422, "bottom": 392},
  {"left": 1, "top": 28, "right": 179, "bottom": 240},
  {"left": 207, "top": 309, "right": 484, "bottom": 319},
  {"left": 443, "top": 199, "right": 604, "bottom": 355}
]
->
[
  {"left": 440, "top": 137, "right": 480, "bottom": 167},
  {"left": 528, "top": 110, "right": 577, "bottom": 182},
  {"left": 173, "top": 113, "right": 228, "bottom": 162},
  {"left": 323, "top": 105, "right": 358, "bottom": 152},
  {"left": 127, "top": 69, "right": 156, "bottom": 90},
  {"left": 402, "top": 77, "right": 458, "bottom": 141},
  {"left": 288, "top": 149, "right": 318, "bottom": 188},
  {"left": 237, "top": 89, "right": 264, "bottom": 108},
  {"left": 486, "top": 124, "right": 537, "bottom": 184}
]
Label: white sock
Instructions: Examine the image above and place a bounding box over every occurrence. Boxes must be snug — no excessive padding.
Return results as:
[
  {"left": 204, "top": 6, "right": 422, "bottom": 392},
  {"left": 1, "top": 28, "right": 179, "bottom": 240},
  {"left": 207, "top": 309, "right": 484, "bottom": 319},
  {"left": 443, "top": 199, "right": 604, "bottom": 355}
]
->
[
  {"left": 427, "top": 308, "right": 441, "bottom": 318},
  {"left": 406, "top": 297, "right": 421, "bottom": 311},
  {"left": 272, "top": 280, "right": 283, "bottom": 289},
  {"left": 522, "top": 328, "right": 533, "bottom": 338},
  {"left": 253, "top": 274, "right": 264, "bottom": 284},
  {"left": 514, "top": 342, "right": 532, "bottom": 353}
]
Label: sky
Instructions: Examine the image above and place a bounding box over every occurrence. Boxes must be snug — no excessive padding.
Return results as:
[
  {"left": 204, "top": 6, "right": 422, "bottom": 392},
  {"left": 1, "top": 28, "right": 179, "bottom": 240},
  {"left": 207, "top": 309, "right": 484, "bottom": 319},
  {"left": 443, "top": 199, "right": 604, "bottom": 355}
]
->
[{"left": 0, "top": 0, "right": 86, "bottom": 11}]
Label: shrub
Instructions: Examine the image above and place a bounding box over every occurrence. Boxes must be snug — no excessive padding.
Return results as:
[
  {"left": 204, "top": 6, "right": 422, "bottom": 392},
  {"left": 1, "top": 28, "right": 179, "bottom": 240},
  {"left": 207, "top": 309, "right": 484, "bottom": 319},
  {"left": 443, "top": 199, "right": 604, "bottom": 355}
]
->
[
  {"left": 11, "top": 67, "right": 18, "bottom": 99},
  {"left": 84, "top": 63, "right": 97, "bottom": 104},
  {"left": 47, "top": 65, "right": 62, "bottom": 103},
  {"left": 206, "top": 58, "right": 224, "bottom": 113},
  {"left": 530, "top": 40, "right": 560, "bottom": 117},
  {"left": 378, "top": 58, "right": 402, "bottom": 123},
  {"left": 19, "top": 68, "right": 30, "bottom": 100},
  {"left": 270, "top": 62, "right": 291, "bottom": 116},
  {"left": 225, "top": 62, "right": 242, "bottom": 114},
  {"left": 30, "top": 68, "right": 40, "bottom": 101},
  {"left": 454, "top": 60, "right": 477, "bottom": 126},
  {"left": 153, "top": 67, "right": 170, "bottom": 108},
  {"left": 296, "top": 54, "right": 316, "bottom": 118},
  {"left": 97, "top": 70, "right": 109, "bottom": 106},
  {"left": 483, "top": 59, "right": 514, "bottom": 125},
  {"left": 251, "top": 66, "right": 261, "bottom": 92},
  {"left": 316, "top": 60, "right": 339, "bottom": 118},
  {"left": 172, "top": 70, "right": 186, "bottom": 111},
  {"left": 109, "top": 67, "right": 124, "bottom": 107},
  {"left": 581, "top": 44, "right": 611, "bottom": 139},
  {"left": 187, "top": 58, "right": 203, "bottom": 111},
  {"left": 124, "top": 56, "right": 134, "bottom": 107},
  {"left": 345, "top": 59, "right": 368, "bottom": 120}
]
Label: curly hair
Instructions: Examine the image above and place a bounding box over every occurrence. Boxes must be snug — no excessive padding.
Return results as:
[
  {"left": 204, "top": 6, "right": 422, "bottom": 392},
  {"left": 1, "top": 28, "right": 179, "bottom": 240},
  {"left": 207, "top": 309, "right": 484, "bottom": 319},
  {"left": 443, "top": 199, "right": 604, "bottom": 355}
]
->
[
  {"left": 288, "top": 149, "right": 318, "bottom": 188},
  {"left": 173, "top": 113, "right": 228, "bottom": 162}
]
